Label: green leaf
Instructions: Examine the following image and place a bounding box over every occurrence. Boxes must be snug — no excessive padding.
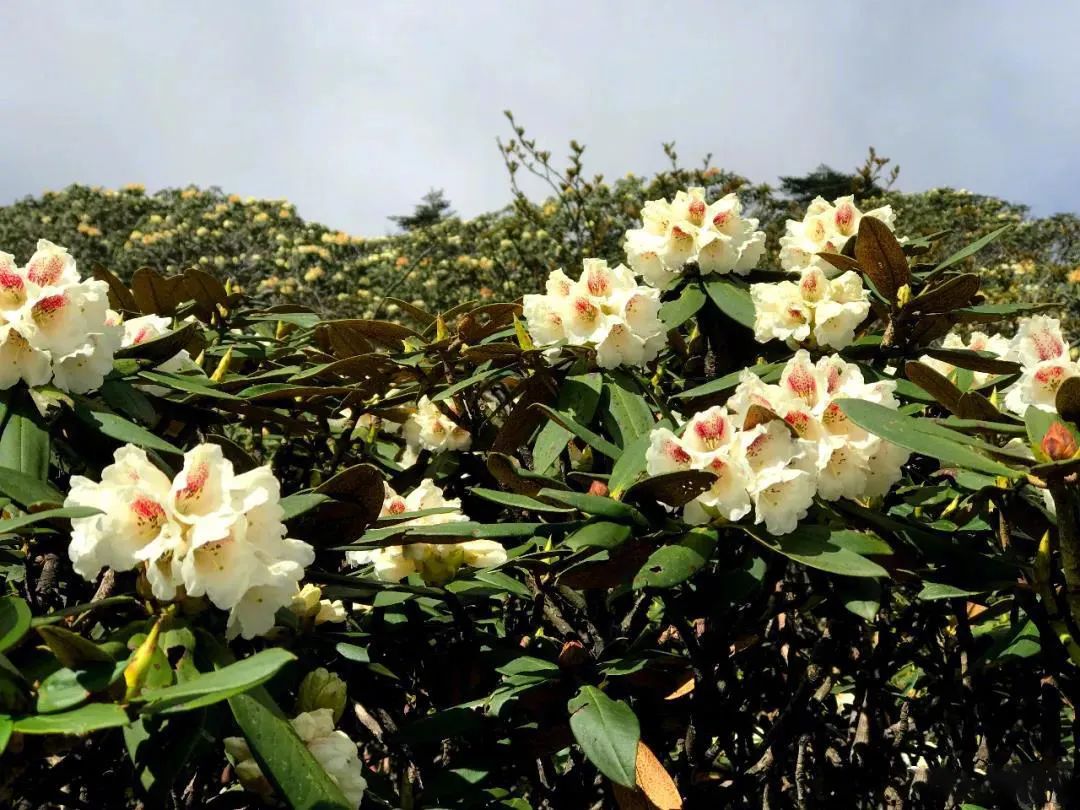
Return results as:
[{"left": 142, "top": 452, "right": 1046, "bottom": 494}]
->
[
  {"left": 602, "top": 371, "right": 655, "bottom": 448},
  {"left": 0, "top": 715, "right": 11, "bottom": 755},
  {"left": 279, "top": 492, "right": 332, "bottom": 521},
  {"left": 744, "top": 526, "right": 890, "bottom": 578},
  {"left": 0, "top": 595, "right": 31, "bottom": 653},
  {"left": 138, "top": 648, "right": 295, "bottom": 714},
  {"left": 567, "top": 686, "right": 640, "bottom": 788},
  {"left": 229, "top": 687, "right": 352, "bottom": 810},
  {"left": 0, "top": 466, "right": 64, "bottom": 508},
  {"left": 0, "top": 507, "right": 101, "bottom": 540},
  {"left": 674, "top": 362, "right": 783, "bottom": 401},
  {"left": 702, "top": 277, "right": 754, "bottom": 329},
  {"left": 36, "top": 661, "right": 126, "bottom": 713},
  {"left": 537, "top": 488, "right": 645, "bottom": 525},
  {"left": 469, "top": 487, "right": 575, "bottom": 514},
  {"left": 533, "top": 373, "right": 602, "bottom": 473},
  {"left": 658, "top": 283, "right": 706, "bottom": 329},
  {"left": 837, "top": 399, "right": 1021, "bottom": 477},
  {"left": 533, "top": 404, "right": 622, "bottom": 460},
  {"left": 138, "top": 370, "right": 241, "bottom": 400},
  {"left": 564, "top": 521, "right": 633, "bottom": 551},
  {"left": 917, "top": 582, "right": 988, "bottom": 601},
  {"left": 74, "top": 406, "right": 183, "bottom": 456},
  {"left": 0, "top": 388, "right": 50, "bottom": 480},
  {"left": 840, "top": 578, "right": 881, "bottom": 621},
  {"left": 13, "top": 702, "right": 130, "bottom": 735},
  {"left": 608, "top": 429, "right": 654, "bottom": 498},
  {"left": 633, "top": 528, "right": 717, "bottom": 589},
  {"left": 932, "top": 224, "right": 1010, "bottom": 272},
  {"left": 335, "top": 642, "right": 370, "bottom": 663}
]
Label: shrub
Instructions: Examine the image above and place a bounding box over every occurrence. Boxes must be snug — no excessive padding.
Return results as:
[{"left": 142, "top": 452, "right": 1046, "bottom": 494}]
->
[{"left": 0, "top": 182, "right": 1078, "bottom": 810}]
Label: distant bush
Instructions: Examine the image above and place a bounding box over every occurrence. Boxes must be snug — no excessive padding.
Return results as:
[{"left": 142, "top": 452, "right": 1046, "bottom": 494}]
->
[{"left": 1, "top": 121, "right": 1077, "bottom": 329}]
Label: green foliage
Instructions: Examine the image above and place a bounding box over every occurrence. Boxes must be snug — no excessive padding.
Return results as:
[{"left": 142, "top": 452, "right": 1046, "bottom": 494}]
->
[{"left": 1, "top": 129, "right": 1079, "bottom": 809}]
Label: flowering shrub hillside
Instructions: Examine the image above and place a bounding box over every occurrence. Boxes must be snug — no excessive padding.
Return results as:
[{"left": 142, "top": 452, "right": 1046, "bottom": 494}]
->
[
  {"left": 2, "top": 124, "right": 1079, "bottom": 329},
  {"left": 1, "top": 182, "right": 1079, "bottom": 810}
]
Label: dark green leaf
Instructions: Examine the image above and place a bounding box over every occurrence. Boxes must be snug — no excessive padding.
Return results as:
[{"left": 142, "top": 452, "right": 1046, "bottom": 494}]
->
[
  {"left": 0, "top": 595, "right": 31, "bottom": 653},
  {"left": 567, "top": 686, "right": 640, "bottom": 788},
  {"left": 138, "top": 648, "right": 296, "bottom": 714},
  {"left": 229, "top": 688, "right": 351, "bottom": 810},
  {"left": 633, "top": 528, "right": 717, "bottom": 589},
  {"left": 702, "top": 277, "right": 754, "bottom": 329}
]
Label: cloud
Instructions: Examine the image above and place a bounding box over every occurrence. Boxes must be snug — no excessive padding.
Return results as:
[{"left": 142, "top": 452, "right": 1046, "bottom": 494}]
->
[{"left": 0, "top": 1, "right": 1077, "bottom": 234}]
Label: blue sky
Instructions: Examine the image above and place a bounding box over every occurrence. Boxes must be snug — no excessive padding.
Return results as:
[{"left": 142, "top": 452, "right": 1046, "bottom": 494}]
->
[{"left": 1, "top": 3, "right": 1076, "bottom": 233}]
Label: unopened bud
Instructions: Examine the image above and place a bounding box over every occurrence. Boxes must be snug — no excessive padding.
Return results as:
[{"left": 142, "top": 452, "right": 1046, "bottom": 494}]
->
[
  {"left": 296, "top": 667, "right": 347, "bottom": 724},
  {"left": 588, "top": 480, "right": 609, "bottom": 498},
  {"left": 1042, "top": 421, "right": 1079, "bottom": 461}
]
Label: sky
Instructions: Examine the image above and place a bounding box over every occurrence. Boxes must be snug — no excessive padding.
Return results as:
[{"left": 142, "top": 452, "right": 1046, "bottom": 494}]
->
[{"left": 1, "top": 3, "right": 1077, "bottom": 235}]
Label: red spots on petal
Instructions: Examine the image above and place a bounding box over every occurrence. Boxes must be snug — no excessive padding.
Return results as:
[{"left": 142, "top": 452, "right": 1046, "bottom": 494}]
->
[
  {"left": 692, "top": 411, "right": 729, "bottom": 449},
  {"left": 688, "top": 200, "right": 706, "bottom": 225},
  {"left": 671, "top": 225, "right": 692, "bottom": 241},
  {"left": 826, "top": 365, "right": 842, "bottom": 394},
  {"left": 1035, "top": 365, "right": 1068, "bottom": 392},
  {"left": 784, "top": 410, "right": 812, "bottom": 436},
  {"left": 178, "top": 463, "right": 210, "bottom": 502},
  {"left": 586, "top": 266, "right": 610, "bottom": 296},
  {"left": 133, "top": 327, "right": 153, "bottom": 344},
  {"left": 28, "top": 255, "right": 65, "bottom": 286},
  {"left": 132, "top": 497, "right": 166, "bottom": 528},
  {"left": 573, "top": 298, "right": 598, "bottom": 321},
  {"left": 31, "top": 293, "right": 67, "bottom": 324},
  {"left": 785, "top": 366, "right": 818, "bottom": 401},
  {"left": 387, "top": 498, "right": 407, "bottom": 515},
  {"left": 712, "top": 211, "right": 730, "bottom": 228},
  {"left": 822, "top": 402, "right": 846, "bottom": 424},
  {"left": 835, "top": 203, "right": 855, "bottom": 234},
  {"left": 1033, "top": 330, "right": 1065, "bottom": 362},
  {"left": 667, "top": 440, "right": 692, "bottom": 465}
]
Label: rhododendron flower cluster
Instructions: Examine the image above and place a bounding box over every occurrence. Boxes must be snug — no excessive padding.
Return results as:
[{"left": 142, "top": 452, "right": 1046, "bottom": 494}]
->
[
  {"left": 522, "top": 258, "right": 665, "bottom": 368},
  {"left": 779, "top": 195, "right": 895, "bottom": 275},
  {"left": 1002, "top": 315, "right": 1080, "bottom": 415},
  {"left": 647, "top": 352, "right": 909, "bottom": 533},
  {"left": 623, "top": 188, "right": 766, "bottom": 288},
  {"left": 403, "top": 395, "right": 471, "bottom": 461},
  {"left": 225, "top": 708, "right": 367, "bottom": 808},
  {"left": 65, "top": 444, "right": 314, "bottom": 639},
  {"left": 0, "top": 239, "right": 121, "bottom": 393},
  {"left": 750, "top": 266, "right": 870, "bottom": 350},
  {"left": 347, "top": 479, "right": 506, "bottom": 584}
]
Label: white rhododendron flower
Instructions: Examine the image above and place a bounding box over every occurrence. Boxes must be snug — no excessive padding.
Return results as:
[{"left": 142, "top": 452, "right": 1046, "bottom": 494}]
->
[
  {"left": 65, "top": 443, "right": 314, "bottom": 639},
  {"left": 648, "top": 352, "right": 911, "bottom": 535},
  {"left": 645, "top": 405, "right": 814, "bottom": 535},
  {"left": 728, "top": 351, "right": 910, "bottom": 502},
  {"left": 347, "top": 479, "right": 506, "bottom": 584},
  {"left": 522, "top": 259, "right": 665, "bottom": 368},
  {"left": 1001, "top": 315, "right": 1080, "bottom": 415},
  {"left": 225, "top": 708, "right": 367, "bottom": 808},
  {"left": 403, "top": 395, "right": 471, "bottom": 461},
  {"left": 623, "top": 188, "right": 766, "bottom": 288},
  {"left": 919, "top": 330, "right": 1011, "bottom": 387},
  {"left": 779, "top": 196, "right": 895, "bottom": 276},
  {"left": 751, "top": 267, "right": 870, "bottom": 350},
  {"left": 0, "top": 240, "right": 122, "bottom": 393}
]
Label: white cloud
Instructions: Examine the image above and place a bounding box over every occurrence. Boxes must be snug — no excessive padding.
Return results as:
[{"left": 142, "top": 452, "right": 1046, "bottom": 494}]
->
[{"left": 0, "top": 1, "right": 1077, "bottom": 233}]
